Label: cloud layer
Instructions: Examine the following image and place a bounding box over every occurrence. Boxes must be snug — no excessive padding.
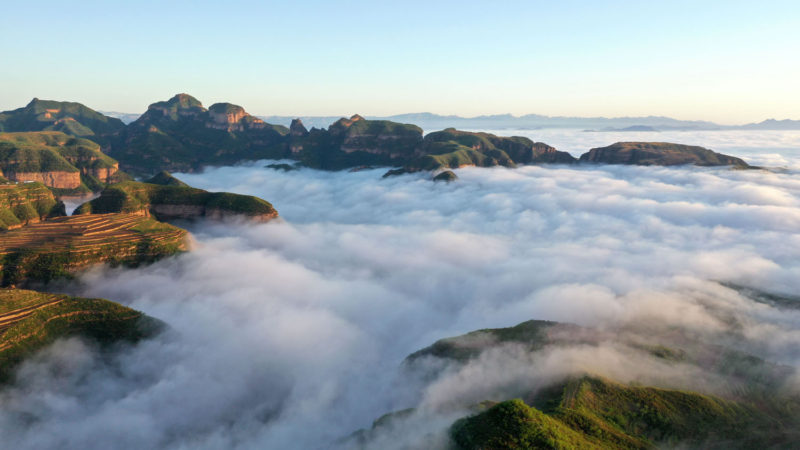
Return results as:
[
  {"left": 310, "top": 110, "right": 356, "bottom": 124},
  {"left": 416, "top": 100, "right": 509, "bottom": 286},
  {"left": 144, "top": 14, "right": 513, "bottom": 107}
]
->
[{"left": 1, "top": 130, "right": 800, "bottom": 449}]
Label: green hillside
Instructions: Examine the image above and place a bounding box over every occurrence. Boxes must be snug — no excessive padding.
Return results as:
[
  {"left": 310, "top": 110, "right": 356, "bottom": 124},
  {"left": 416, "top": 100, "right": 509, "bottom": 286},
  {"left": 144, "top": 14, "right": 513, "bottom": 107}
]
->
[
  {"left": 579, "top": 142, "right": 751, "bottom": 167},
  {"left": 0, "top": 288, "right": 159, "bottom": 382},
  {"left": 451, "top": 376, "right": 792, "bottom": 449},
  {"left": 0, "top": 181, "right": 65, "bottom": 231},
  {"left": 407, "top": 128, "right": 576, "bottom": 171},
  {"left": 0, "top": 98, "right": 125, "bottom": 137},
  {"left": 0, "top": 131, "right": 123, "bottom": 194},
  {"left": 75, "top": 179, "right": 278, "bottom": 221}
]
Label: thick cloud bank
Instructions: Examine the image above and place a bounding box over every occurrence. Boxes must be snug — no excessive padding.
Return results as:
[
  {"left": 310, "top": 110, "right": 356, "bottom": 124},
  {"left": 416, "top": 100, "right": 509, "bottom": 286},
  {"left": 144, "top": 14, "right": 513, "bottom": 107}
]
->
[{"left": 1, "top": 130, "right": 800, "bottom": 448}]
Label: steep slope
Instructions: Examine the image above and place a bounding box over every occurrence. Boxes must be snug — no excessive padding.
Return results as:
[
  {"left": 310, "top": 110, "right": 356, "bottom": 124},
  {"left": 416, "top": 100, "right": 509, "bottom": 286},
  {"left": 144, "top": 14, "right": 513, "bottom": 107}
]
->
[
  {"left": 0, "top": 213, "right": 188, "bottom": 286},
  {"left": 74, "top": 179, "right": 278, "bottom": 222},
  {"left": 451, "top": 376, "right": 789, "bottom": 449},
  {"left": 0, "top": 131, "right": 122, "bottom": 192},
  {"left": 0, "top": 181, "right": 65, "bottom": 231},
  {"left": 288, "top": 114, "right": 424, "bottom": 170},
  {"left": 0, "top": 98, "right": 125, "bottom": 138},
  {"left": 111, "top": 94, "right": 289, "bottom": 174},
  {"left": 579, "top": 142, "right": 750, "bottom": 167},
  {"left": 383, "top": 128, "right": 576, "bottom": 175},
  {"left": 0, "top": 288, "right": 159, "bottom": 382}
]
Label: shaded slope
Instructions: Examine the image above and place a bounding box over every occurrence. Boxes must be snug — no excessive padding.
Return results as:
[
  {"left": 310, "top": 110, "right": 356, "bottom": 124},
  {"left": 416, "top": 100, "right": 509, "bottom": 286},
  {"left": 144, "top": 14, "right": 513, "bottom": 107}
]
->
[
  {"left": 0, "top": 98, "right": 125, "bottom": 138},
  {"left": 579, "top": 142, "right": 750, "bottom": 167},
  {"left": 0, "top": 131, "right": 122, "bottom": 192},
  {"left": 0, "top": 288, "right": 159, "bottom": 382},
  {"left": 451, "top": 376, "right": 792, "bottom": 449},
  {"left": 74, "top": 179, "right": 278, "bottom": 222}
]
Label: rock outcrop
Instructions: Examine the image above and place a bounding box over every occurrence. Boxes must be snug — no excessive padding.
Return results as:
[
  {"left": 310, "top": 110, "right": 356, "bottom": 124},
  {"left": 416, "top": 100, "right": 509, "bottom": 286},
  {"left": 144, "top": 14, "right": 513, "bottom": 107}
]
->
[
  {"left": 0, "top": 131, "right": 121, "bottom": 192},
  {"left": 111, "top": 94, "right": 289, "bottom": 174},
  {"left": 75, "top": 178, "right": 278, "bottom": 223},
  {"left": 579, "top": 142, "right": 750, "bottom": 167}
]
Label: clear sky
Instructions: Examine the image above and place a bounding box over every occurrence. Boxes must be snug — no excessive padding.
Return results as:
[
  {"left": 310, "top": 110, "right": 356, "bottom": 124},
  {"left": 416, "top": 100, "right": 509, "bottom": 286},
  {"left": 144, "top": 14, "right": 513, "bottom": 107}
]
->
[{"left": 1, "top": 0, "right": 798, "bottom": 124}]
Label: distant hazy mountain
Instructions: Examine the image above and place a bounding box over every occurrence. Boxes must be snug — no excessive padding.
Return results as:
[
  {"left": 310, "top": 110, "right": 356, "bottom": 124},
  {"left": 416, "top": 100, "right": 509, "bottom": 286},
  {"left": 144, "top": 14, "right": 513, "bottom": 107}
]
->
[
  {"left": 258, "top": 113, "right": 800, "bottom": 131},
  {"left": 100, "top": 111, "right": 141, "bottom": 124}
]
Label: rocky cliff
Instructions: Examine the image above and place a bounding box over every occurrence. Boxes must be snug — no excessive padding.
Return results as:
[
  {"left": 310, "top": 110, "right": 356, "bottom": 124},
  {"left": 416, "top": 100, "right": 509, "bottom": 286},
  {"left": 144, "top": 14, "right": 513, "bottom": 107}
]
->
[
  {"left": 579, "top": 142, "right": 751, "bottom": 167},
  {"left": 110, "top": 94, "right": 290, "bottom": 174},
  {"left": 0, "top": 131, "right": 120, "bottom": 192},
  {"left": 74, "top": 178, "right": 278, "bottom": 223}
]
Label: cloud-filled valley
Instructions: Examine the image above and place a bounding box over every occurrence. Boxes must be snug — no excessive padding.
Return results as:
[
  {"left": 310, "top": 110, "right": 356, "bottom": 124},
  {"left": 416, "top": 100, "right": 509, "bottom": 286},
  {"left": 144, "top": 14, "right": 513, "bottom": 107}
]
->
[{"left": 1, "top": 130, "right": 799, "bottom": 449}]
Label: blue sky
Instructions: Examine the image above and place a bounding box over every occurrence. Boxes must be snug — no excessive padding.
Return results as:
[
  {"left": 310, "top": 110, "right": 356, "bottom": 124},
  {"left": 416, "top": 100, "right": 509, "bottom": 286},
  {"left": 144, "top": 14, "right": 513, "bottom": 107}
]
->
[{"left": 1, "top": 0, "right": 798, "bottom": 123}]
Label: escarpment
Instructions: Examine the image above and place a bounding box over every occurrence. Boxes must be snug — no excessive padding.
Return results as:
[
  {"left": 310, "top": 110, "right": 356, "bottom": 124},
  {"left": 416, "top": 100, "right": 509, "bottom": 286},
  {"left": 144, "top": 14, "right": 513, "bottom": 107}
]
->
[
  {"left": 0, "top": 131, "right": 121, "bottom": 192},
  {"left": 75, "top": 176, "right": 278, "bottom": 223}
]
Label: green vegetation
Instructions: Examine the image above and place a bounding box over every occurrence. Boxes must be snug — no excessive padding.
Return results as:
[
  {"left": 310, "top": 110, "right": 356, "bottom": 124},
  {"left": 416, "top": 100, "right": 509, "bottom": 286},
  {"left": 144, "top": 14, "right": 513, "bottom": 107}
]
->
[
  {"left": 0, "top": 131, "right": 122, "bottom": 194},
  {"left": 146, "top": 171, "right": 189, "bottom": 187},
  {"left": 0, "top": 98, "right": 125, "bottom": 138},
  {"left": 0, "top": 182, "right": 64, "bottom": 231},
  {"left": 74, "top": 180, "right": 278, "bottom": 221},
  {"left": 579, "top": 142, "right": 751, "bottom": 167},
  {"left": 383, "top": 128, "right": 576, "bottom": 174},
  {"left": 407, "top": 320, "right": 564, "bottom": 363},
  {"left": 111, "top": 94, "right": 289, "bottom": 175},
  {"left": 0, "top": 288, "right": 160, "bottom": 382},
  {"left": 451, "top": 376, "right": 792, "bottom": 449},
  {"left": 433, "top": 170, "right": 458, "bottom": 182},
  {"left": 0, "top": 214, "right": 188, "bottom": 286}
]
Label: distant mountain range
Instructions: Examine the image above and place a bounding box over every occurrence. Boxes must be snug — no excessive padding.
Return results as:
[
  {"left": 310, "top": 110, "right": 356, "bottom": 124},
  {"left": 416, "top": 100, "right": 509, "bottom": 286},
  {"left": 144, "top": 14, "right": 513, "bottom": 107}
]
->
[
  {"left": 257, "top": 113, "right": 800, "bottom": 132},
  {"left": 100, "top": 110, "right": 800, "bottom": 131}
]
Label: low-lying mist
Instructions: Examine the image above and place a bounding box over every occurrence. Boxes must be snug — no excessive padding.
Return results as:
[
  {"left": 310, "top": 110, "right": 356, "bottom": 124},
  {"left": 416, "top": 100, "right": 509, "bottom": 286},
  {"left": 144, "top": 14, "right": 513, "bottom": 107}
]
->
[{"left": 2, "top": 131, "right": 800, "bottom": 449}]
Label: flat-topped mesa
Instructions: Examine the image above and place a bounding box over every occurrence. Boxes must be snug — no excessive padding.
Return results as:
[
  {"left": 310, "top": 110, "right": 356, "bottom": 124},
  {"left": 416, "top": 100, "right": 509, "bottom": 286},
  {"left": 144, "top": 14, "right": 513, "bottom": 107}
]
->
[
  {"left": 0, "top": 132, "right": 121, "bottom": 192},
  {"left": 579, "top": 142, "right": 751, "bottom": 167},
  {"left": 0, "top": 213, "right": 188, "bottom": 286},
  {"left": 75, "top": 178, "right": 278, "bottom": 223},
  {"left": 0, "top": 288, "right": 160, "bottom": 382},
  {"left": 0, "top": 182, "right": 65, "bottom": 231}
]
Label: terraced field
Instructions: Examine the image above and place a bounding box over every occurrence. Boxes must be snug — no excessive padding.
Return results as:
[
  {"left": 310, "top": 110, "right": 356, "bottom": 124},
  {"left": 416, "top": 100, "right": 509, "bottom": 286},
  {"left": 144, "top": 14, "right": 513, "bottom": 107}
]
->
[
  {"left": 0, "top": 288, "right": 156, "bottom": 381},
  {"left": 0, "top": 213, "right": 188, "bottom": 286}
]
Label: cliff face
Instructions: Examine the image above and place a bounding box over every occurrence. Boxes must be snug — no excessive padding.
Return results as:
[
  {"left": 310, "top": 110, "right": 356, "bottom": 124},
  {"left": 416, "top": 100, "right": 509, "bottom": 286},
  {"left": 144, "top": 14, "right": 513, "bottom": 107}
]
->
[
  {"left": 0, "top": 131, "right": 120, "bottom": 192},
  {"left": 74, "top": 179, "right": 279, "bottom": 223},
  {"left": 579, "top": 142, "right": 750, "bottom": 167},
  {"left": 0, "top": 182, "right": 65, "bottom": 230},
  {"left": 1, "top": 171, "right": 81, "bottom": 189},
  {"left": 112, "top": 94, "right": 289, "bottom": 174}
]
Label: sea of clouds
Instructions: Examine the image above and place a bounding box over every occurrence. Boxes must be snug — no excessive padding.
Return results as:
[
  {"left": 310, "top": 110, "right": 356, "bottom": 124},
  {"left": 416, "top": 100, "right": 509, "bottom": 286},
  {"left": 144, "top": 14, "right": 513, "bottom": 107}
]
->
[{"left": 0, "top": 130, "right": 799, "bottom": 449}]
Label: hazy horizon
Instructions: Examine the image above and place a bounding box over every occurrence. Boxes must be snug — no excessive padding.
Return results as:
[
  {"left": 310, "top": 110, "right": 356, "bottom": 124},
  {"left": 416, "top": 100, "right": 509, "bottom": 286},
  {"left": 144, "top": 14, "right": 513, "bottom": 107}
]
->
[{"left": 2, "top": 1, "right": 798, "bottom": 124}]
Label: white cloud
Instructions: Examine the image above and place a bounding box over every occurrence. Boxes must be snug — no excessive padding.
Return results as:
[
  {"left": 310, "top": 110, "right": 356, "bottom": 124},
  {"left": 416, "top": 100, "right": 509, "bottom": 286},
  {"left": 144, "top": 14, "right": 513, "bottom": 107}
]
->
[{"left": 2, "top": 130, "right": 800, "bottom": 448}]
